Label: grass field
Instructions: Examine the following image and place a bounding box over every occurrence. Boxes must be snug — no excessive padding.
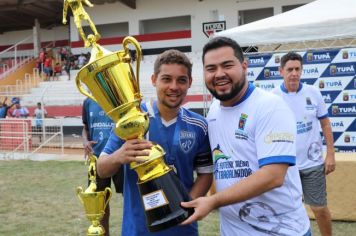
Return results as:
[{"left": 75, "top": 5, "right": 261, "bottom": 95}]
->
[{"left": 1, "top": 160, "right": 356, "bottom": 236}]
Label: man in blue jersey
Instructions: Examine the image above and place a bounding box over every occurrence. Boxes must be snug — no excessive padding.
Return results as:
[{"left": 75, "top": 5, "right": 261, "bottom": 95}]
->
[
  {"left": 97, "top": 49, "right": 213, "bottom": 236},
  {"left": 82, "top": 98, "right": 124, "bottom": 236},
  {"left": 181, "top": 37, "right": 311, "bottom": 236},
  {"left": 272, "top": 52, "right": 335, "bottom": 236}
]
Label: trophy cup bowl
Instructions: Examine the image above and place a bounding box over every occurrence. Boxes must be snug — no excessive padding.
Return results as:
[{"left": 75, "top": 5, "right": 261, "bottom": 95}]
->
[
  {"left": 77, "top": 187, "right": 112, "bottom": 236},
  {"left": 76, "top": 36, "right": 193, "bottom": 231}
]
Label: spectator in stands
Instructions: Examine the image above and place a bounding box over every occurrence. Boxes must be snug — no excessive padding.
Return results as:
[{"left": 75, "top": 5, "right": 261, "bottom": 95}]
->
[
  {"left": 11, "top": 97, "right": 29, "bottom": 118},
  {"left": 33, "top": 102, "right": 47, "bottom": 142},
  {"left": 63, "top": 59, "right": 71, "bottom": 77},
  {"left": 43, "top": 54, "right": 53, "bottom": 81},
  {"left": 60, "top": 47, "right": 68, "bottom": 62},
  {"left": 78, "top": 53, "right": 87, "bottom": 68},
  {"left": 0, "top": 97, "right": 15, "bottom": 118},
  {"left": 53, "top": 62, "right": 62, "bottom": 80},
  {"left": 97, "top": 49, "right": 213, "bottom": 236},
  {"left": 82, "top": 98, "right": 124, "bottom": 236},
  {"left": 38, "top": 48, "right": 46, "bottom": 74}
]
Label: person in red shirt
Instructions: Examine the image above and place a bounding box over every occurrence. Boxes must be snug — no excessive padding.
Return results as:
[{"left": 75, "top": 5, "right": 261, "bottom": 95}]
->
[
  {"left": 43, "top": 54, "right": 53, "bottom": 81},
  {"left": 53, "top": 63, "right": 62, "bottom": 81}
]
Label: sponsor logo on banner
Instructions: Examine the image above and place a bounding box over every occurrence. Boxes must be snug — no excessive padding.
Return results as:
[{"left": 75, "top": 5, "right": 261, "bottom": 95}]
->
[
  {"left": 301, "top": 78, "right": 317, "bottom": 85},
  {"left": 202, "top": 21, "right": 226, "bottom": 37},
  {"left": 260, "top": 67, "right": 281, "bottom": 80},
  {"left": 304, "top": 50, "right": 338, "bottom": 64},
  {"left": 316, "top": 77, "right": 352, "bottom": 91},
  {"left": 342, "top": 50, "right": 356, "bottom": 60},
  {"left": 265, "top": 53, "right": 287, "bottom": 67},
  {"left": 254, "top": 80, "right": 281, "bottom": 91},
  {"left": 329, "top": 104, "right": 356, "bottom": 117},
  {"left": 319, "top": 80, "right": 325, "bottom": 89},
  {"left": 329, "top": 117, "right": 354, "bottom": 132},
  {"left": 307, "top": 52, "right": 331, "bottom": 62},
  {"left": 320, "top": 91, "right": 341, "bottom": 104},
  {"left": 323, "top": 63, "right": 356, "bottom": 77},
  {"left": 301, "top": 64, "right": 327, "bottom": 78},
  {"left": 335, "top": 132, "right": 356, "bottom": 147},
  {"left": 343, "top": 50, "right": 349, "bottom": 59},
  {"left": 333, "top": 90, "right": 356, "bottom": 103},
  {"left": 247, "top": 67, "right": 264, "bottom": 81},
  {"left": 247, "top": 55, "right": 272, "bottom": 67},
  {"left": 331, "top": 120, "right": 345, "bottom": 130},
  {"left": 331, "top": 48, "right": 356, "bottom": 63},
  {"left": 343, "top": 92, "right": 349, "bottom": 101}
]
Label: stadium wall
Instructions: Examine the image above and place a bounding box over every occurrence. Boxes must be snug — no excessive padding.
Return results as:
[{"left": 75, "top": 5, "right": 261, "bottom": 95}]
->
[{"left": 0, "top": 0, "right": 312, "bottom": 55}]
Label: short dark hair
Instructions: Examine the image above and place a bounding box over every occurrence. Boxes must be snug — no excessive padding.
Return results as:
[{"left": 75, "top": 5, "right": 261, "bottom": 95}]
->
[
  {"left": 154, "top": 49, "right": 192, "bottom": 77},
  {"left": 202, "top": 37, "right": 244, "bottom": 64},
  {"left": 280, "top": 52, "right": 303, "bottom": 68}
]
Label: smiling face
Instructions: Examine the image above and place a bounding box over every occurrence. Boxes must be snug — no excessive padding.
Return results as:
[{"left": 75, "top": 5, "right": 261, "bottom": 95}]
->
[
  {"left": 151, "top": 63, "right": 192, "bottom": 111},
  {"left": 280, "top": 60, "right": 302, "bottom": 92},
  {"left": 203, "top": 46, "right": 248, "bottom": 106}
]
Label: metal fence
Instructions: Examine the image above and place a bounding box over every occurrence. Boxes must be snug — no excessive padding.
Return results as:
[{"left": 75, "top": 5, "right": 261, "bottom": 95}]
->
[{"left": 0, "top": 118, "right": 64, "bottom": 160}]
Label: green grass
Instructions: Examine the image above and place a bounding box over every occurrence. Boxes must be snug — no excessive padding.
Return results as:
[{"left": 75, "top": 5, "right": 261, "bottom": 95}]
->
[{"left": 0, "top": 160, "right": 355, "bottom": 235}]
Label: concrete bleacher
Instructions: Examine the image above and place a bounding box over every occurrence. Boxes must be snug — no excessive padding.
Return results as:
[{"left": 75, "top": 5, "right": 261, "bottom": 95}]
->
[
  {"left": 21, "top": 76, "right": 85, "bottom": 107},
  {"left": 19, "top": 52, "right": 208, "bottom": 119}
]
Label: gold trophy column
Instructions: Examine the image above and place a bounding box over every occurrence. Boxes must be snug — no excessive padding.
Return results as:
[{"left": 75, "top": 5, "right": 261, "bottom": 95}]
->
[{"left": 76, "top": 155, "right": 112, "bottom": 236}]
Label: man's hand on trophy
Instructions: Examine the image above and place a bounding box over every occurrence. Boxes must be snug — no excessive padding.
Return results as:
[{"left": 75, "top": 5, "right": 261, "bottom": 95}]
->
[
  {"left": 180, "top": 196, "right": 217, "bottom": 225},
  {"left": 83, "top": 140, "right": 97, "bottom": 160},
  {"left": 113, "top": 139, "right": 152, "bottom": 164}
]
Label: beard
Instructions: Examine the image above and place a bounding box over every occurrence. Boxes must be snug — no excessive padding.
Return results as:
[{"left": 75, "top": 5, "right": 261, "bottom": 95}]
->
[{"left": 207, "top": 75, "right": 247, "bottom": 102}]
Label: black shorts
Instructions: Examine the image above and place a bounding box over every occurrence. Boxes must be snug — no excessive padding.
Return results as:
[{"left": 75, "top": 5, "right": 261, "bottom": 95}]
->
[{"left": 89, "top": 165, "right": 124, "bottom": 194}]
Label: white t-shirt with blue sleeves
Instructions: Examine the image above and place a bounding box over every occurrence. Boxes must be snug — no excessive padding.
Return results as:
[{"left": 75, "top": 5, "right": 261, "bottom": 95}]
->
[
  {"left": 272, "top": 83, "right": 328, "bottom": 170},
  {"left": 207, "top": 83, "right": 310, "bottom": 236}
]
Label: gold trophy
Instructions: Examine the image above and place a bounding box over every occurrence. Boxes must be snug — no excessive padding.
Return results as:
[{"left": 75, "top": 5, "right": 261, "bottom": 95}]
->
[
  {"left": 77, "top": 154, "right": 112, "bottom": 236},
  {"left": 64, "top": 1, "right": 193, "bottom": 232}
]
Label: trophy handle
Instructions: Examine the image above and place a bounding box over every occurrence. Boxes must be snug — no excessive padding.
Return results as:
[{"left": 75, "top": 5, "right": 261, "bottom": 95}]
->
[
  {"left": 123, "top": 36, "right": 142, "bottom": 92},
  {"left": 76, "top": 186, "right": 85, "bottom": 205},
  {"left": 75, "top": 75, "right": 98, "bottom": 103},
  {"left": 103, "top": 187, "right": 112, "bottom": 210}
]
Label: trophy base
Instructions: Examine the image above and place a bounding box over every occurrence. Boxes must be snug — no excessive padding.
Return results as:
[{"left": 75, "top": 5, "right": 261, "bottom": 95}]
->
[
  {"left": 138, "top": 170, "right": 194, "bottom": 232},
  {"left": 87, "top": 224, "right": 105, "bottom": 236}
]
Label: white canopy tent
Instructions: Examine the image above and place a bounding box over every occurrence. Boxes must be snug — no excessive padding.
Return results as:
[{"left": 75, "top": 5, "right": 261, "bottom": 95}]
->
[{"left": 217, "top": 0, "right": 356, "bottom": 51}]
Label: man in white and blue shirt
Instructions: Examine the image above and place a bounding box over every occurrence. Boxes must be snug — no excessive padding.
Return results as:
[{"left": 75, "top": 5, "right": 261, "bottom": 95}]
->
[
  {"left": 273, "top": 52, "right": 335, "bottom": 236},
  {"left": 181, "top": 37, "right": 311, "bottom": 236}
]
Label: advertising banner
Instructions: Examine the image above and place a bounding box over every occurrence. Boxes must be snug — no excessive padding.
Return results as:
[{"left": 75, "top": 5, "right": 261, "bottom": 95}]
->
[{"left": 247, "top": 48, "right": 356, "bottom": 152}]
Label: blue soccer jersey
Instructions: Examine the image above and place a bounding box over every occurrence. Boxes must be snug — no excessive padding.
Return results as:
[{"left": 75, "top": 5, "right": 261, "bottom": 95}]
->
[
  {"left": 82, "top": 98, "right": 114, "bottom": 157},
  {"left": 102, "top": 101, "right": 213, "bottom": 236}
]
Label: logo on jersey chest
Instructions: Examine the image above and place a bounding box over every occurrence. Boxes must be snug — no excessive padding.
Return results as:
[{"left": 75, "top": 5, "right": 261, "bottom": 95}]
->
[
  {"left": 235, "top": 113, "right": 249, "bottom": 140},
  {"left": 179, "top": 130, "right": 196, "bottom": 153},
  {"left": 305, "top": 97, "right": 316, "bottom": 110}
]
